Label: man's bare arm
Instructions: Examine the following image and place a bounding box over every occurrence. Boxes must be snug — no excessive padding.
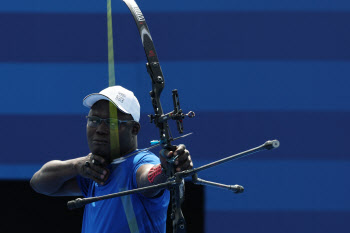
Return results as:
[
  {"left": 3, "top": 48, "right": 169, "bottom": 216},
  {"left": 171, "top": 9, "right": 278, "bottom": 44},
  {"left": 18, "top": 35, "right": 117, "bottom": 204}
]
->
[
  {"left": 30, "top": 154, "right": 109, "bottom": 196},
  {"left": 30, "top": 159, "right": 82, "bottom": 196}
]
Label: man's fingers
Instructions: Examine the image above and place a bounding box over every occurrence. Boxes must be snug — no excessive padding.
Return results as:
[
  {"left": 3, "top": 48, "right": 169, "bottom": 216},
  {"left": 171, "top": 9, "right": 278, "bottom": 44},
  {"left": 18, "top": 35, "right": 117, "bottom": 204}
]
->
[
  {"left": 175, "top": 150, "right": 190, "bottom": 163},
  {"left": 85, "top": 156, "right": 108, "bottom": 175},
  {"left": 160, "top": 145, "right": 186, "bottom": 158},
  {"left": 89, "top": 154, "right": 108, "bottom": 175},
  {"left": 85, "top": 167, "right": 105, "bottom": 180},
  {"left": 173, "top": 144, "right": 186, "bottom": 156},
  {"left": 91, "top": 154, "right": 106, "bottom": 166},
  {"left": 176, "top": 159, "right": 193, "bottom": 172},
  {"left": 81, "top": 154, "right": 109, "bottom": 185},
  {"left": 85, "top": 167, "right": 107, "bottom": 184},
  {"left": 175, "top": 154, "right": 192, "bottom": 171},
  {"left": 158, "top": 144, "right": 193, "bottom": 173},
  {"left": 82, "top": 160, "right": 108, "bottom": 181},
  {"left": 90, "top": 163, "right": 108, "bottom": 175},
  {"left": 159, "top": 149, "right": 173, "bottom": 158},
  {"left": 102, "top": 169, "right": 110, "bottom": 182}
]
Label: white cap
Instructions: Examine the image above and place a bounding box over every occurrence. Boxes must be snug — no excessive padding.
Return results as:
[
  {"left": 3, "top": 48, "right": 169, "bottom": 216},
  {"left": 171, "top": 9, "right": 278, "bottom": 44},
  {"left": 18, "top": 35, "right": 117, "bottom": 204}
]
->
[{"left": 83, "top": 86, "right": 140, "bottom": 122}]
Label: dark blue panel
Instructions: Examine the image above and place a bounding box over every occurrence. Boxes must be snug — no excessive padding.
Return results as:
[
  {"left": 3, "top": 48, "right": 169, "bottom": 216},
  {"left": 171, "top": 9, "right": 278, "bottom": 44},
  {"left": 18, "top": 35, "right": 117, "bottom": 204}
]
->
[
  {"left": 0, "top": 114, "right": 89, "bottom": 164},
  {"left": 0, "top": 111, "right": 349, "bottom": 163},
  {"left": 185, "top": 111, "right": 350, "bottom": 161},
  {"left": 203, "top": 160, "right": 350, "bottom": 211},
  {"left": 1, "top": 12, "right": 350, "bottom": 62},
  {"left": 205, "top": 211, "right": 350, "bottom": 233},
  {"left": 2, "top": 0, "right": 350, "bottom": 13},
  {"left": 0, "top": 13, "right": 109, "bottom": 63}
]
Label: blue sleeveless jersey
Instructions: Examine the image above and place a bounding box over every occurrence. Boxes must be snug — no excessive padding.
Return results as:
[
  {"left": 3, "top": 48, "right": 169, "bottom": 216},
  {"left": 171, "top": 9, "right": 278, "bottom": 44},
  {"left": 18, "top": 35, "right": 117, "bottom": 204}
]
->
[{"left": 77, "top": 150, "right": 170, "bottom": 233}]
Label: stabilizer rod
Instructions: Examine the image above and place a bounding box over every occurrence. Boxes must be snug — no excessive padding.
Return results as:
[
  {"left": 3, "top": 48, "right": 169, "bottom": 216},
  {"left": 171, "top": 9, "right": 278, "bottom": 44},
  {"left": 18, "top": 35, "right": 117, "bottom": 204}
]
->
[
  {"left": 192, "top": 174, "right": 244, "bottom": 194},
  {"left": 180, "top": 140, "right": 280, "bottom": 178},
  {"left": 67, "top": 180, "right": 175, "bottom": 210}
]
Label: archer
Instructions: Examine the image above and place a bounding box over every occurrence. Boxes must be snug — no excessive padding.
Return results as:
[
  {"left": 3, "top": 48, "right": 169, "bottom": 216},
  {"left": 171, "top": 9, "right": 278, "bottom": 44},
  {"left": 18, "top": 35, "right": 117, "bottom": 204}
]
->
[{"left": 30, "top": 86, "right": 193, "bottom": 233}]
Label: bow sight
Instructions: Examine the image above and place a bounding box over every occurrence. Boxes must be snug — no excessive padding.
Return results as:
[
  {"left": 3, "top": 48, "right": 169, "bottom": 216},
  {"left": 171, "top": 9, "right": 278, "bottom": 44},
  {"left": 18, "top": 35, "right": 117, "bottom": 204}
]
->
[{"left": 148, "top": 88, "right": 195, "bottom": 135}]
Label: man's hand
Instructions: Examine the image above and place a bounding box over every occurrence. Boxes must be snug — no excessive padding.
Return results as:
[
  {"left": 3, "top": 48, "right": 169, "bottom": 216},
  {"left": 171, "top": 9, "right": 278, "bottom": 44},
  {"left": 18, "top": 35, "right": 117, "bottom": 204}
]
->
[
  {"left": 135, "top": 144, "right": 193, "bottom": 198},
  {"left": 159, "top": 144, "right": 193, "bottom": 172},
  {"left": 76, "top": 153, "right": 110, "bottom": 185}
]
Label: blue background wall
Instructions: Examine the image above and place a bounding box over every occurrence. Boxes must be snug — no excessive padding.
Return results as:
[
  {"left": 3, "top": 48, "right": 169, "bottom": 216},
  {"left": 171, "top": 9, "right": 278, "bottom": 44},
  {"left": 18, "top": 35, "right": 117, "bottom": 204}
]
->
[{"left": 1, "top": 0, "right": 349, "bottom": 232}]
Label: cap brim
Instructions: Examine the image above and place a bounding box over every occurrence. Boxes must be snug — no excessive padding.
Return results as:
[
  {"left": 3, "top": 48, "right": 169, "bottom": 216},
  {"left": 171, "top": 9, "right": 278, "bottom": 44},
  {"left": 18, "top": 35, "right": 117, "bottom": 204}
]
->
[{"left": 83, "top": 93, "right": 129, "bottom": 114}]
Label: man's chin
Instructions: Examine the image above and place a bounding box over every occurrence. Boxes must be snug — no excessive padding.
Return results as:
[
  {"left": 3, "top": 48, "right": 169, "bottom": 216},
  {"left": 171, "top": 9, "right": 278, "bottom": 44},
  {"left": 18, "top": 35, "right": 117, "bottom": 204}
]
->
[
  {"left": 91, "top": 148, "right": 111, "bottom": 162},
  {"left": 90, "top": 145, "right": 122, "bottom": 163}
]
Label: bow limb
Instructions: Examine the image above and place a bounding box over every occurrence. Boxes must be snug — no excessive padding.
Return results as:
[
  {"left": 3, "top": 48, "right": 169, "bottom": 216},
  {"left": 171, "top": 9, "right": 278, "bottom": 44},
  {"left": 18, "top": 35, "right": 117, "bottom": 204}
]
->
[{"left": 122, "top": 0, "right": 186, "bottom": 232}]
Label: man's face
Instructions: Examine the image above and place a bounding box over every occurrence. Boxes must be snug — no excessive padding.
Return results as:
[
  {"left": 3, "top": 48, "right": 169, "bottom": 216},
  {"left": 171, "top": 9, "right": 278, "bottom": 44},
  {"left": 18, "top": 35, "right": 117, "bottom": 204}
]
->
[{"left": 86, "top": 100, "right": 137, "bottom": 163}]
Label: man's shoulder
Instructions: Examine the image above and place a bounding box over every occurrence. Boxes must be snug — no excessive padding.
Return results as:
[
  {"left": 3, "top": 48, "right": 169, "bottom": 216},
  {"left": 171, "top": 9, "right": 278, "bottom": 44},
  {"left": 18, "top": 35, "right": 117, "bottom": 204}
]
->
[
  {"left": 133, "top": 149, "right": 160, "bottom": 166},
  {"left": 133, "top": 149, "right": 158, "bottom": 161}
]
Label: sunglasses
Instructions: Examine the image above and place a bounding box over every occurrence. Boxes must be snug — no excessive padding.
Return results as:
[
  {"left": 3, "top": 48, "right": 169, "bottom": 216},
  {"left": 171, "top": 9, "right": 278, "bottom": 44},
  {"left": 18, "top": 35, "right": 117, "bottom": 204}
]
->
[{"left": 86, "top": 116, "right": 134, "bottom": 130}]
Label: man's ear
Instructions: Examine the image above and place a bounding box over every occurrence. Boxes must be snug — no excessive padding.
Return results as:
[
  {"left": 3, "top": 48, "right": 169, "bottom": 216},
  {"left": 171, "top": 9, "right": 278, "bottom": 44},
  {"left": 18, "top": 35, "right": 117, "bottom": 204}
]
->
[{"left": 132, "top": 122, "right": 141, "bottom": 135}]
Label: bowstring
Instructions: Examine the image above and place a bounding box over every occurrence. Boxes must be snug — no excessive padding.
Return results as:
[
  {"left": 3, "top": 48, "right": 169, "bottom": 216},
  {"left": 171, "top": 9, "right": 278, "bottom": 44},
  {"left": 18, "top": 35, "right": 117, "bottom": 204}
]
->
[{"left": 107, "top": 0, "right": 120, "bottom": 159}]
